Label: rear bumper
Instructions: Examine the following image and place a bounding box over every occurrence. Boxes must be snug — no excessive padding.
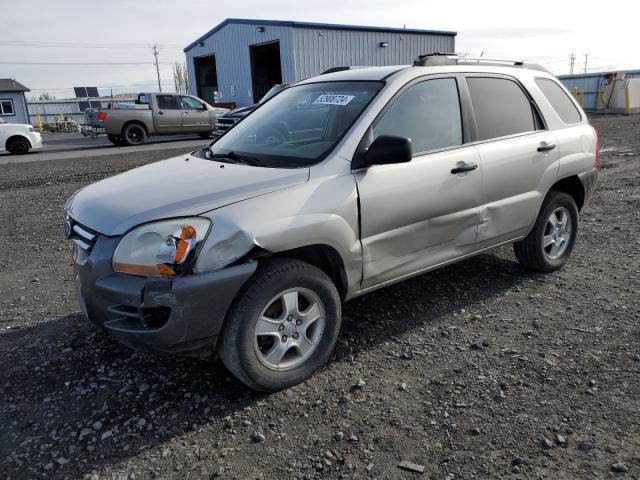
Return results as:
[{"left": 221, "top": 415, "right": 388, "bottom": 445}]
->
[
  {"left": 578, "top": 167, "right": 598, "bottom": 209},
  {"left": 81, "top": 126, "right": 105, "bottom": 137},
  {"left": 74, "top": 234, "right": 256, "bottom": 357}
]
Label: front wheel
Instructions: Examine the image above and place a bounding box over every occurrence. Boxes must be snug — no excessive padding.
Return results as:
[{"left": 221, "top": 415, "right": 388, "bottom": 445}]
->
[
  {"left": 6, "top": 136, "right": 30, "bottom": 154},
  {"left": 218, "top": 259, "right": 341, "bottom": 392},
  {"left": 514, "top": 191, "right": 579, "bottom": 272},
  {"left": 198, "top": 131, "right": 212, "bottom": 139}
]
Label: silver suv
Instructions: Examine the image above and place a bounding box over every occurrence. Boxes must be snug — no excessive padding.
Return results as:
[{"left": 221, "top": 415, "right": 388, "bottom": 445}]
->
[{"left": 65, "top": 55, "right": 598, "bottom": 391}]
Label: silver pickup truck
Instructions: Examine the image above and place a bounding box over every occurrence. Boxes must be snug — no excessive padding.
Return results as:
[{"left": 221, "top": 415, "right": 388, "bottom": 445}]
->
[{"left": 84, "top": 93, "right": 228, "bottom": 146}]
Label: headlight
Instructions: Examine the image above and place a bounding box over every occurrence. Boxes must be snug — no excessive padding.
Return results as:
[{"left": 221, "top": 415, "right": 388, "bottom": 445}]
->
[{"left": 113, "top": 218, "right": 211, "bottom": 277}]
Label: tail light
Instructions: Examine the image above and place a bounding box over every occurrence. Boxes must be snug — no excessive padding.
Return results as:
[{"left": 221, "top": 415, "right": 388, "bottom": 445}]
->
[
  {"left": 591, "top": 125, "right": 599, "bottom": 169},
  {"left": 97, "top": 111, "right": 107, "bottom": 122}
]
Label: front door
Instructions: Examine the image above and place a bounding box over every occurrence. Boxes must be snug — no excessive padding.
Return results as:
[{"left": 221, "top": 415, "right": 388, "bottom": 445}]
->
[
  {"left": 178, "top": 95, "right": 211, "bottom": 133},
  {"left": 154, "top": 94, "right": 183, "bottom": 133},
  {"left": 354, "top": 77, "right": 482, "bottom": 290}
]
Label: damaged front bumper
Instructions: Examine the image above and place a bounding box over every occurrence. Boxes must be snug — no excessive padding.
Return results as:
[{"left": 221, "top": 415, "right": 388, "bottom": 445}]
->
[{"left": 73, "top": 233, "right": 256, "bottom": 357}]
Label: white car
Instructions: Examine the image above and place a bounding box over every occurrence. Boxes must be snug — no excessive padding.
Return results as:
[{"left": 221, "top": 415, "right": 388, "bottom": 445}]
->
[{"left": 0, "top": 118, "right": 43, "bottom": 154}]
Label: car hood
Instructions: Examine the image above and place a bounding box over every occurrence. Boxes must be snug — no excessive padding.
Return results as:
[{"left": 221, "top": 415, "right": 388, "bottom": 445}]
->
[
  {"left": 0, "top": 123, "right": 32, "bottom": 131},
  {"left": 66, "top": 153, "right": 309, "bottom": 236},
  {"left": 224, "top": 105, "right": 256, "bottom": 118}
]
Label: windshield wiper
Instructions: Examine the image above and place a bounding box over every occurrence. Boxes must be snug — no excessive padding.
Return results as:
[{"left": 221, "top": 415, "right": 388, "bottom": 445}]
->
[{"left": 208, "top": 150, "right": 266, "bottom": 167}]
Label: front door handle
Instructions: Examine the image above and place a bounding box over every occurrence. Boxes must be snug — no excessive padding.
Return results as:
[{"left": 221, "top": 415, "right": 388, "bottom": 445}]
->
[
  {"left": 537, "top": 142, "right": 556, "bottom": 152},
  {"left": 451, "top": 163, "right": 478, "bottom": 174},
  {"left": 158, "top": 111, "right": 164, "bottom": 115}
]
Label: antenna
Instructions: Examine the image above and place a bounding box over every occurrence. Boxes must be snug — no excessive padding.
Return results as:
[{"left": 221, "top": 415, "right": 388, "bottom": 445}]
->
[{"left": 152, "top": 45, "right": 162, "bottom": 92}]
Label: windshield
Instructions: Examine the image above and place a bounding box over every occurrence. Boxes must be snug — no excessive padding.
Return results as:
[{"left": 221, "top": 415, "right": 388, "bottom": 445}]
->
[{"left": 210, "top": 81, "right": 383, "bottom": 168}]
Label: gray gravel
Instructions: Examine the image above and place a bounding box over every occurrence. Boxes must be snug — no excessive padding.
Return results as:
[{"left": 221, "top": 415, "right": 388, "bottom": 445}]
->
[{"left": 1, "top": 116, "right": 639, "bottom": 479}]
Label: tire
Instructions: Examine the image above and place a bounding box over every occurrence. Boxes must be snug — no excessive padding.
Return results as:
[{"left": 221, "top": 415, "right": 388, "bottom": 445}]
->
[
  {"left": 6, "top": 136, "right": 30, "bottom": 155},
  {"left": 218, "top": 258, "right": 341, "bottom": 392},
  {"left": 120, "top": 123, "right": 146, "bottom": 146},
  {"left": 198, "top": 131, "right": 212, "bottom": 139},
  {"left": 514, "top": 191, "right": 579, "bottom": 272},
  {"left": 107, "top": 134, "right": 122, "bottom": 145}
]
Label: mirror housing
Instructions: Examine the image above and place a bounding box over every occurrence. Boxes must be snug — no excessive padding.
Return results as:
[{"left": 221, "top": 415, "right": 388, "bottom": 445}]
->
[{"left": 352, "top": 135, "right": 412, "bottom": 170}]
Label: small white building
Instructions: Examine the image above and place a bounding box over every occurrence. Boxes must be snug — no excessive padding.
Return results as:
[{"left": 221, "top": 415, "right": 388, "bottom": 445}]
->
[{"left": 0, "top": 79, "right": 30, "bottom": 124}]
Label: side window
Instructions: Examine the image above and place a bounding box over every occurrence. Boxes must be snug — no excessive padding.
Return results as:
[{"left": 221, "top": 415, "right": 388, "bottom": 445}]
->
[
  {"left": 535, "top": 78, "right": 582, "bottom": 124},
  {"left": 179, "top": 96, "right": 206, "bottom": 110},
  {"left": 373, "top": 78, "right": 462, "bottom": 154},
  {"left": 467, "top": 77, "right": 536, "bottom": 141},
  {"left": 156, "top": 95, "right": 179, "bottom": 110}
]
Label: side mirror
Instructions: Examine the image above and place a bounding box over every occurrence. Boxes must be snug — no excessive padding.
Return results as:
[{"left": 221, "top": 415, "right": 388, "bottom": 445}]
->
[{"left": 352, "top": 135, "right": 412, "bottom": 170}]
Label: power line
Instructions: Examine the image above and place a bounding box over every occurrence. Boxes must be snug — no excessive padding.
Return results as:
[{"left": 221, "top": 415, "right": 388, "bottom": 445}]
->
[
  {"left": 0, "top": 61, "right": 176, "bottom": 66},
  {"left": 29, "top": 82, "right": 174, "bottom": 92},
  {"left": 0, "top": 40, "right": 182, "bottom": 49}
]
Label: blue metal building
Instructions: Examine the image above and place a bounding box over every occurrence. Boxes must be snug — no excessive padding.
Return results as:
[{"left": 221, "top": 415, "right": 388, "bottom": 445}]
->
[
  {"left": 558, "top": 70, "right": 640, "bottom": 110},
  {"left": 184, "top": 18, "right": 456, "bottom": 107},
  {"left": 0, "top": 79, "right": 30, "bottom": 124}
]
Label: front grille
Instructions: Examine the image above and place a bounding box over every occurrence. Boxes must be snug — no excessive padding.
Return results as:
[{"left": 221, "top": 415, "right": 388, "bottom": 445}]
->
[{"left": 69, "top": 219, "right": 99, "bottom": 253}]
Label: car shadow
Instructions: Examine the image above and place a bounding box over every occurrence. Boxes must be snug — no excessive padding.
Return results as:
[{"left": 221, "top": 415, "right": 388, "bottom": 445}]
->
[{"left": 0, "top": 250, "right": 535, "bottom": 478}]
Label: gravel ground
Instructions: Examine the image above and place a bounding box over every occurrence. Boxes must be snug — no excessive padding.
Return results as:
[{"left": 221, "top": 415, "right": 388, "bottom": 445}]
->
[{"left": 1, "top": 116, "right": 639, "bottom": 480}]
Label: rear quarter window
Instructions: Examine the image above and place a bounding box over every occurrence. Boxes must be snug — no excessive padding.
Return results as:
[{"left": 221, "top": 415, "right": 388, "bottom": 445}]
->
[{"left": 535, "top": 78, "right": 582, "bottom": 124}]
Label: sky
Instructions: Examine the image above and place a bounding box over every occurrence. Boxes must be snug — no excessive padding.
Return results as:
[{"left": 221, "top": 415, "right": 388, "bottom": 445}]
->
[{"left": 1, "top": 0, "right": 638, "bottom": 99}]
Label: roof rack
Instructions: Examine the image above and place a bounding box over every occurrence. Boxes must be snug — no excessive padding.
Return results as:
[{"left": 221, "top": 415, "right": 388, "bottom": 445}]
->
[
  {"left": 413, "top": 53, "right": 550, "bottom": 73},
  {"left": 320, "top": 66, "right": 373, "bottom": 75}
]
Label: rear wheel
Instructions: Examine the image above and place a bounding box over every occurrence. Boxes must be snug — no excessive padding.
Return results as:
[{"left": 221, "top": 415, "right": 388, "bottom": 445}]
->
[
  {"left": 6, "top": 136, "right": 30, "bottom": 155},
  {"left": 514, "top": 191, "right": 579, "bottom": 272},
  {"left": 107, "top": 134, "right": 122, "bottom": 145},
  {"left": 218, "top": 259, "right": 341, "bottom": 392},
  {"left": 121, "top": 124, "right": 146, "bottom": 146}
]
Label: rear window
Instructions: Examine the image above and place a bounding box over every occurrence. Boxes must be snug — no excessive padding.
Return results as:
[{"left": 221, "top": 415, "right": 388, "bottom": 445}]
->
[
  {"left": 157, "top": 95, "right": 179, "bottom": 110},
  {"left": 467, "top": 77, "right": 536, "bottom": 141},
  {"left": 535, "top": 78, "right": 582, "bottom": 124}
]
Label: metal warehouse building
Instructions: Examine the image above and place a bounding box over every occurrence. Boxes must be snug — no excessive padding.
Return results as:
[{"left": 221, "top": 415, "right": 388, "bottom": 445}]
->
[
  {"left": 558, "top": 70, "right": 640, "bottom": 111},
  {"left": 184, "top": 18, "right": 456, "bottom": 107}
]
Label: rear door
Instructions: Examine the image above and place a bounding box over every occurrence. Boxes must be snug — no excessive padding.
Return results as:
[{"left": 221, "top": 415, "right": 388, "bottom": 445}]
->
[
  {"left": 466, "top": 75, "right": 559, "bottom": 244},
  {"left": 178, "top": 95, "right": 212, "bottom": 133},
  {"left": 354, "top": 76, "right": 483, "bottom": 289},
  {"left": 154, "top": 94, "right": 183, "bottom": 133}
]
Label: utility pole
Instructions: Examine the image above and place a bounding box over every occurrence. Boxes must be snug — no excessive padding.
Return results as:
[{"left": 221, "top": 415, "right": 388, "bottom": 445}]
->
[
  {"left": 584, "top": 53, "right": 589, "bottom": 74},
  {"left": 152, "top": 45, "right": 162, "bottom": 92},
  {"left": 569, "top": 53, "right": 576, "bottom": 75}
]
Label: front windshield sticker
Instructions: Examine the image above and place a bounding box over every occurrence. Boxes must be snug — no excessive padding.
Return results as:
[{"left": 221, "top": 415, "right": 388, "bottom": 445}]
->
[{"left": 313, "top": 94, "right": 355, "bottom": 106}]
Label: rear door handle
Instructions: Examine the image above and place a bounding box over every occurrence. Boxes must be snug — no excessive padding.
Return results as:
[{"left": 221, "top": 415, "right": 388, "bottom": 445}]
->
[
  {"left": 537, "top": 142, "right": 556, "bottom": 152},
  {"left": 451, "top": 163, "right": 478, "bottom": 174}
]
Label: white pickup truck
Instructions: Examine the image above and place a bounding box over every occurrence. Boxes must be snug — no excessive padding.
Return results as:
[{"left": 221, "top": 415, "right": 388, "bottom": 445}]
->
[
  {"left": 83, "top": 93, "right": 228, "bottom": 146},
  {"left": 0, "top": 118, "right": 43, "bottom": 155}
]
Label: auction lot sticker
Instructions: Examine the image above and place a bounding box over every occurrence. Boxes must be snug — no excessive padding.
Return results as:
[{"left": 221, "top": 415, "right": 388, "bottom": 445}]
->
[{"left": 313, "top": 94, "right": 355, "bottom": 106}]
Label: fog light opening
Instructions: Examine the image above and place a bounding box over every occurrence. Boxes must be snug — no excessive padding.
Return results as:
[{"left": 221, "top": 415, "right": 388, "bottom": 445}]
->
[{"left": 141, "top": 307, "right": 171, "bottom": 329}]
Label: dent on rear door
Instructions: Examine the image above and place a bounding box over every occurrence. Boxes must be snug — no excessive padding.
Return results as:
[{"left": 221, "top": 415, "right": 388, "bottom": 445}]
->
[{"left": 475, "top": 133, "right": 560, "bottom": 244}]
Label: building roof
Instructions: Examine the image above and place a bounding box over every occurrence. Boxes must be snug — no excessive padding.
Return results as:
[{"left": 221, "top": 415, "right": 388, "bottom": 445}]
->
[
  {"left": 0, "top": 78, "right": 30, "bottom": 92},
  {"left": 184, "top": 18, "right": 457, "bottom": 52}
]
